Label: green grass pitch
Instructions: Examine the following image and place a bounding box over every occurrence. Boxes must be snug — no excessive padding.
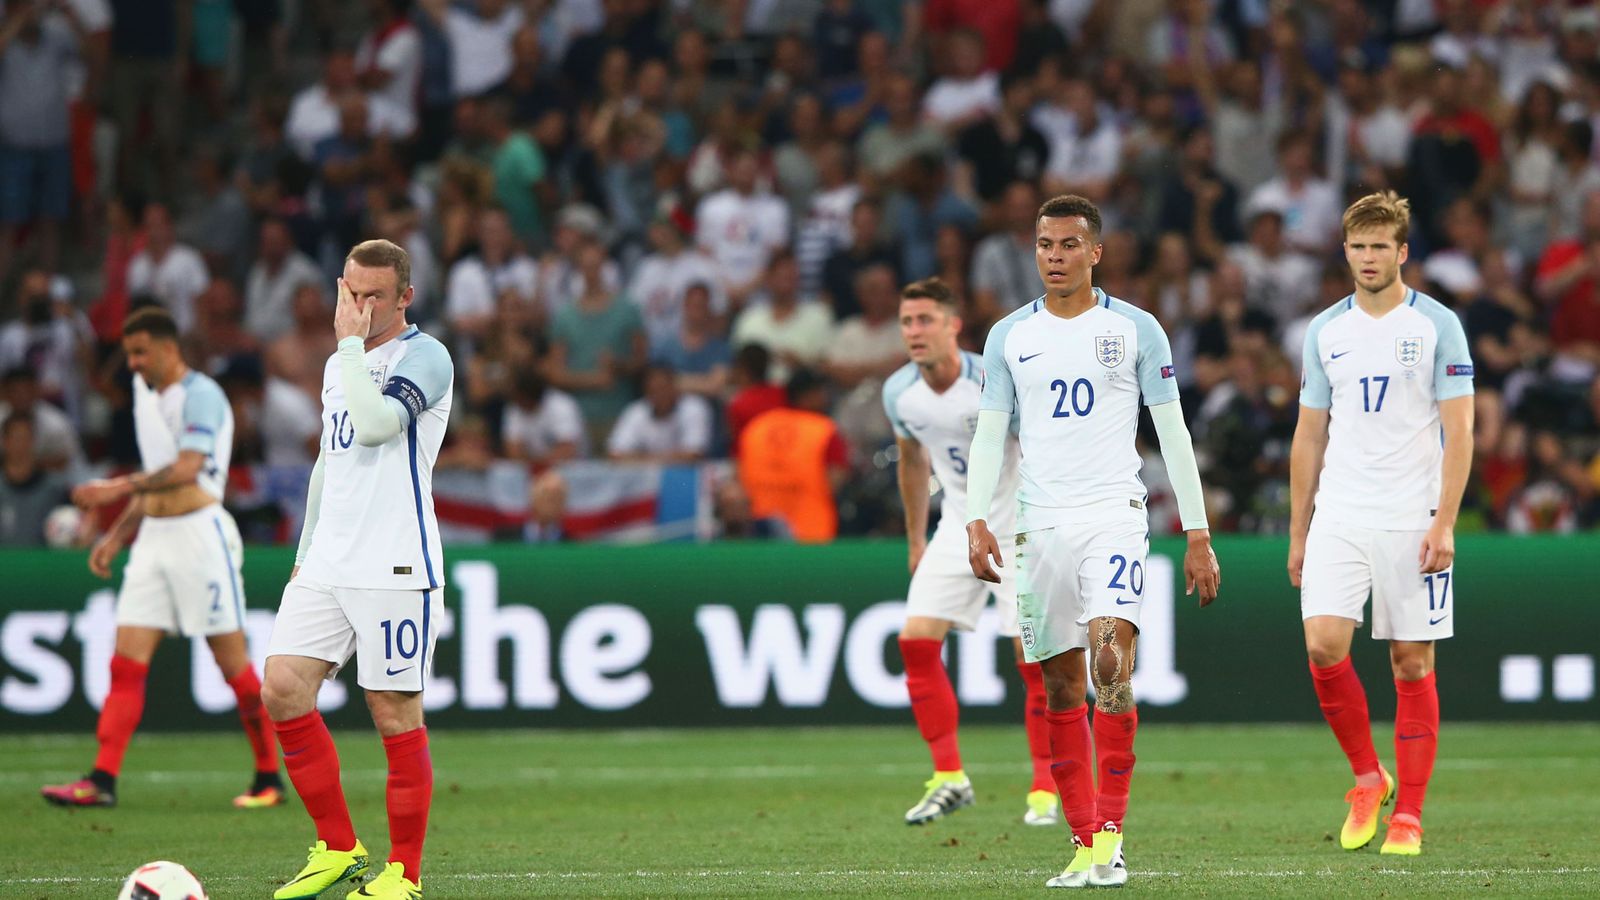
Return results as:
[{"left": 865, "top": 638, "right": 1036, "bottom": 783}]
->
[{"left": 3, "top": 723, "right": 1597, "bottom": 897}]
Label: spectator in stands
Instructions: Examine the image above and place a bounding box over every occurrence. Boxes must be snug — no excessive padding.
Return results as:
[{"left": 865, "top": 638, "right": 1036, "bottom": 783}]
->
[
  {"left": 1407, "top": 64, "right": 1504, "bottom": 252},
  {"left": 264, "top": 282, "right": 336, "bottom": 405},
  {"left": 1553, "top": 122, "right": 1600, "bottom": 242},
  {"left": 0, "top": 411, "right": 69, "bottom": 546},
  {"left": 545, "top": 239, "right": 647, "bottom": 441},
  {"left": 826, "top": 263, "right": 906, "bottom": 450},
  {"left": 107, "top": 0, "right": 184, "bottom": 196},
  {"left": 970, "top": 181, "right": 1045, "bottom": 322},
  {"left": 0, "top": 367, "right": 80, "bottom": 472},
  {"left": 696, "top": 149, "right": 790, "bottom": 309},
  {"left": 792, "top": 143, "right": 860, "bottom": 301},
  {"left": 1156, "top": 124, "right": 1243, "bottom": 263},
  {"left": 285, "top": 46, "right": 413, "bottom": 160},
  {"left": 1040, "top": 75, "right": 1122, "bottom": 202},
  {"left": 820, "top": 197, "right": 899, "bottom": 319},
  {"left": 539, "top": 203, "right": 619, "bottom": 317},
  {"left": 356, "top": 0, "right": 422, "bottom": 122},
  {"left": 244, "top": 218, "right": 323, "bottom": 343},
  {"left": 955, "top": 67, "right": 1048, "bottom": 204},
  {"left": 218, "top": 355, "right": 319, "bottom": 468},
  {"left": 653, "top": 282, "right": 731, "bottom": 398},
  {"left": 887, "top": 152, "right": 978, "bottom": 280},
  {"left": 726, "top": 343, "right": 786, "bottom": 451},
  {"left": 186, "top": 279, "right": 258, "bottom": 375},
  {"left": 924, "top": 0, "right": 1020, "bottom": 73},
  {"left": 1245, "top": 132, "right": 1342, "bottom": 257},
  {"left": 0, "top": 0, "right": 81, "bottom": 281},
  {"left": 447, "top": 205, "right": 539, "bottom": 344},
  {"left": 1228, "top": 207, "right": 1319, "bottom": 326},
  {"left": 501, "top": 25, "right": 569, "bottom": 128},
  {"left": 0, "top": 269, "right": 91, "bottom": 418},
  {"left": 732, "top": 250, "right": 834, "bottom": 382},
  {"left": 502, "top": 369, "right": 586, "bottom": 465},
  {"left": 178, "top": 146, "right": 252, "bottom": 281},
  {"left": 607, "top": 363, "right": 713, "bottom": 463},
  {"left": 631, "top": 207, "right": 727, "bottom": 352},
  {"left": 125, "top": 202, "right": 210, "bottom": 334},
  {"left": 444, "top": 0, "right": 523, "bottom": 100},
  {"left": 482, "top": 94, "right": 546, "bottom": 247},
  {"left": 1534, "top": 190, "right": 1600, "bottom": 378},
  {"left": 737, "top": 367, "right": 850, "bottom": 543},
  {"left": 1194, "top": 60, "right": 1281, "bottom": 199},
  {"left": 858, "top": 73, "right": 946, "bottom": 180}
]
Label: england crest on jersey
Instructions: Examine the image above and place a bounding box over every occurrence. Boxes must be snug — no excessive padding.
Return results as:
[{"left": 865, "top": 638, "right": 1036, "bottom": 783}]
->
[
  {"left": 368, "top": 364, "right": 389, "bottom": 385},
  {"left": 1096, "top": 334, "right": 1126, "bottom": 368},
  {"left": 963, "top": 413, "right": 980, "bottom": 435},
  {"left": 1396, "top": 337, "right": 1423, "bottom": 367}
]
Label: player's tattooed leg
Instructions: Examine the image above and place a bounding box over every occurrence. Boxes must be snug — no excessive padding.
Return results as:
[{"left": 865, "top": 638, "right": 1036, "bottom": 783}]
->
[{"left": 1092, "top": 618, "right": 1136, "bottom": 714}]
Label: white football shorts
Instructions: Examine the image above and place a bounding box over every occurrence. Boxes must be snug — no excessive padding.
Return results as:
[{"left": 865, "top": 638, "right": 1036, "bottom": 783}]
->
[
  {"left": 1301, "top": 517, "right": 1455, "bottom": 641},
  {"left": 905, "top": 522, "right": 1019, "bottom": 637},
  {"left": 267, "top": 576, "right": 443, "bottom": 692},
  {"left": 1013, "top": 520, "right": 1149, "bottom": 663},
  {"left": 116, "top": 505, "right": 246, "bottom": 637}
]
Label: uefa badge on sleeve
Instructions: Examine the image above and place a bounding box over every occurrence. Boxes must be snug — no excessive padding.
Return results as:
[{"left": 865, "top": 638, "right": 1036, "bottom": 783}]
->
[
  {"left": 1396, "top": 337, "right": 1423, "bottom": 367},
  {"left": 1096, "top": 335, "right": 1126, "bottom": 368}
]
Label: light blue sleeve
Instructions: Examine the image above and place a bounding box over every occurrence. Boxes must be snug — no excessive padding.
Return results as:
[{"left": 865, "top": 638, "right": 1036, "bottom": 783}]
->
[
  {"left": 1298, "top": 316, "right": 1332, "bottom": 409},
  {"left": 1427, "top": 305, "right": 1476, "bottom": 401},
  {"left": 979, "top": 318, "right": 1018, "bottom": 413},
  {"left": 881, "top": 365, "right": 916, "bottom": 439},
  {"left": 1132, "top": 311, "right": 1180, "bottom": 406},
  {"left": 178, "top": 377, "right": 228, "bottom": 455},
  {"left": 383, "top": 336, "right": 455, "bottom": 424}
]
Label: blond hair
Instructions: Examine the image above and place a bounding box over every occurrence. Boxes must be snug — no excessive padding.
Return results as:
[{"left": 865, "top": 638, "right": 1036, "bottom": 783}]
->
[
  {"left": 1342, "top": 191, "right": 1411, "bottom": 244},
  {"left": 345, "top": 239, "right": 411, "bottom": 292}
]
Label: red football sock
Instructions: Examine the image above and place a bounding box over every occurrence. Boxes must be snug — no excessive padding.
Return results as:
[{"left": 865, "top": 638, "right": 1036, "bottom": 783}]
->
[
  {"left": 1393, "top": 672, "right": 1439, "bottom": 821},
  {"left": 274, "top": 710, "right": 356, "bottom": 851},
  {"left": 1046, "top": 704, "right": 1099, "bottom": 847},
  {"left": 1017, "top": 662, "right": 1054, "bottom": 792},
  {"left": 1309, "top": 658, "right": 1381, "bottom": 780},
  {"left": 383, "top": 727, "right": 433, "bottom": 883},
  {"left": 900, "top": 638, "right": 961, "bottom": 771},
  {"left": 93, "top": 655, "right": 150, "bottom": 776},
  {"left": 1093, "top": 707, "right": 1137, "bottom": 829},
  {"left": 227, "top": 667, "right": 278, "bottom": 774}
]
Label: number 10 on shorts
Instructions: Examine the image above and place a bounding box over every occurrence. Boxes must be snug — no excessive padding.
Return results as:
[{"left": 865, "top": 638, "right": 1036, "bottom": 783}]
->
[{"left": 381, "top": 618, "right": 420, "bottom": 660}]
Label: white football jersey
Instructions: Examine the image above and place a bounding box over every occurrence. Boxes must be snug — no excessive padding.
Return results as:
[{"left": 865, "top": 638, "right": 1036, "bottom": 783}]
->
[
  {"left": 132, "top": 370, "right": 233, "bottom": 501},
  {"left": 979, "top": 290, "right": 1180, "bottom": 533},
  {"left": 300, "top": 326, "right": 455, "bottom": 591},
  {"left": 883, "top": 351, "right": 1021, "bottom": 537},
  {"left": 1299, "top": 288, "right": 1474, "bottom": 531}
]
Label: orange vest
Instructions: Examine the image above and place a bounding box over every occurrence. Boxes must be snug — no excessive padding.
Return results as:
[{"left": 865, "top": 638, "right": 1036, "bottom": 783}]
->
[{"left": 737, "top": 408, "right": 839, "bottom": 542}]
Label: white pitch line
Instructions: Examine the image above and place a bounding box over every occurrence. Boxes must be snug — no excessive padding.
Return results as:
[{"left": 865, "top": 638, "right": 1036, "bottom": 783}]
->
[{"left": 5, "top": 866, "right": 1599, "bottom": 886}]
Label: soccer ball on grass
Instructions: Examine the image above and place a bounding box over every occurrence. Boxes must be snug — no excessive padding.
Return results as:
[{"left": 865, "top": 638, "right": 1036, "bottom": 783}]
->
[{"left": 116, "top": 860, "right": 208, "bottom": 899}]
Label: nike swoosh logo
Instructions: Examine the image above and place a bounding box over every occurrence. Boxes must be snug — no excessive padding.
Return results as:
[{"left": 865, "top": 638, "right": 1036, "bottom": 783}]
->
[
  {"left": 284, "top": 747, "right": 306, "bottom": 757},
  {"left": 1108, "top": 767, "right": 1131, "bottom": 776},
  {"left": 287, "top": 868, "right": 335, "bottom": 885},
  {"left": 1429, "top": 615, "right": 1448, "bottom": 625},
  {"left": 1018, "top": 352, "right": 1044, "bottom": 363},
  {"left": 1330, "top": 350, "right": 1352, "bottom": 359},
  {"left": 385, "top": 666, "right": 414, "bottom": 676},
  {"left": 1113, "top": 597, "right": 1138, "bottom": 605},
  {"left": 1398, "top": 733, "right": 1429, "bottom": 741}
]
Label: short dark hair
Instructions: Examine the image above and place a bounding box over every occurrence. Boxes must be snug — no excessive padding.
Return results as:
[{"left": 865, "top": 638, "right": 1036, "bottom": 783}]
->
[
  {"left": 735, "top": 344, "right": 771, "bottom": 382},
  {"left": 1037, "top": 194, "right": 1103, "bottom": 238},
  {"left": 900, "top": 277, "right": 958, "bottom": 313},
  {"left": 122, "top": 306, "right": 180, "bottom": 341},
  {"left": 512, "top": 369, "right": 548, "bottom": 404},
  {"left": 345, "top": 239, "right": 411, "bottom": 290},
  {"left": 786, "top": 367, "right": 828, "bottom": 406},
  {"left": 2, "top": 366, "right": 36, "bottom": 385}
]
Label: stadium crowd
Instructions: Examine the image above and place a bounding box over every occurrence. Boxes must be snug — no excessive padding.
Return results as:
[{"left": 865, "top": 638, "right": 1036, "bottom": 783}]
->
[{"left": 2, "top": 0, "right": 1600, "bottom": 546}]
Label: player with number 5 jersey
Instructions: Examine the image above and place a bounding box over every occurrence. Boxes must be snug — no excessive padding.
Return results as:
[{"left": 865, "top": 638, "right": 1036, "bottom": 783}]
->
[
  {"left": 264, "top": 240, "right": 452, "bottom": 900},
  {"left": 964, "top": 195, "right": 1221, "bottom": 889},
  {"left": 1289, "top": 192, "right": 1474, "bottom": 858}
]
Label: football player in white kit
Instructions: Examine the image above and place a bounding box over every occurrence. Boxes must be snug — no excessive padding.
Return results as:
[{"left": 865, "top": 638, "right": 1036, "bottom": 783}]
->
[
  {"left": 965, "top": 195, "right": 1220, "bottom": 888},
  {"left": 262, "top": 241, "right": 453, "bottom": 900},
  {"left": 883, "top": 278, "right": 1058, "bottom": 828},
  {"left": 1289, "top": 192, "right": 1474, "bottom": 858},
  {"left": 42, "top": 307, "right": 282, "bottom": 810}
]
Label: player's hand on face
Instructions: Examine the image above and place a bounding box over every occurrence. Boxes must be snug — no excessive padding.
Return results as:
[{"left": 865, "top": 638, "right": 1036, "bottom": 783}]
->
[
  {"left": 88, "top": 535, "right": 121, "bottom": 579},
  {"left": 966, "top": 521, "right": 1002, "bottom": 583},
  {"left": 333, "top": 277, "right": 374, "bottom": 343},
  {"left": 1287, "top": 535, "right": 1306, "bottom": 588},
  {"left": 72, "top": 479, "right": 127, "bottom": 509},
  {"left": 1184, "top": 532, "right": 1220, "bottom": 607},
  {"left": 1418, "top": 522, "right": 1454, "bottom": 574}
]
